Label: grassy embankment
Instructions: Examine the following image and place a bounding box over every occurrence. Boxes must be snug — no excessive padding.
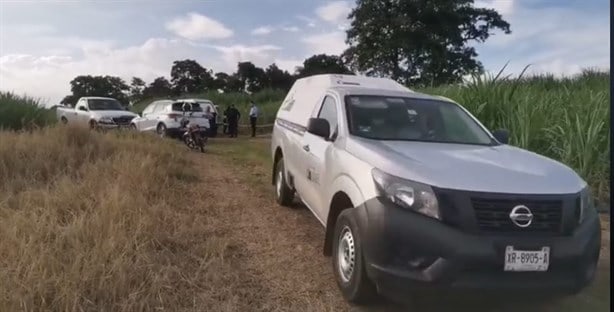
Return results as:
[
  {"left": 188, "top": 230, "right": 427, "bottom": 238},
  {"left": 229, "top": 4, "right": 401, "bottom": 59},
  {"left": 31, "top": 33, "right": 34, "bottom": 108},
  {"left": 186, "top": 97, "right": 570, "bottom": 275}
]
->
[
  {"left": 0, "top": 94, "right": 245, "bottom": 310},
  {"left": 133, "top": 70, "right": 611, "bottom": 205}
]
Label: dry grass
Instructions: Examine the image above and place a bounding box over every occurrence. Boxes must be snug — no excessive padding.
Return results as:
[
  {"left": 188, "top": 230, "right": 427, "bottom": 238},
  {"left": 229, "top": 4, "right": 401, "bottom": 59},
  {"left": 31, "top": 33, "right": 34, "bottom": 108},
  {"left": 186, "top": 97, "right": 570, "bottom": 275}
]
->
[{"left": 0, "top": 126, "right": 240, "bottom": 311}]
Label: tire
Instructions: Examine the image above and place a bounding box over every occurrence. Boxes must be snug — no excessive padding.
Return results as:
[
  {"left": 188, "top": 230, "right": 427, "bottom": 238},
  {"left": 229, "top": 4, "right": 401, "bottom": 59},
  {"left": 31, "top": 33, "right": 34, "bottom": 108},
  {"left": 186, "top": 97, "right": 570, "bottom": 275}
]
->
[
  {"left": 60, "top": 117, "right": 68, "bottom": 124},
  {"left": 130, "top": 124, "right": 137, "bottom": 131},
  {"left": 274, "top": 157, "right": 294, "bottom": 206},
  {"left": 332, "top": 209, "right": 378, "bottom": 304},
  {"left": 183, "top": 135, "right": 195, "bottom": 149},
  {"left": 89, "top": 120, "right": 98, "bottom": 130},
  {"left": 156, "top": 123, "right": 167, "bottom": 138}
]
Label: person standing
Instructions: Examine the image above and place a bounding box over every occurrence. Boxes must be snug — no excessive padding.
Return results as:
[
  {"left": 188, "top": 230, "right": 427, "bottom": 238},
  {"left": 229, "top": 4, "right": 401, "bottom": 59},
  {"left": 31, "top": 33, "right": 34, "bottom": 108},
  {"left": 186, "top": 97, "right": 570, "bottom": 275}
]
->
[
  {"left": 248, "top": 100, "right": 259, "bottom": 138},
  {"left": 226, "top": 104, "right": 241, "bottom": 138},
  {"left": 209, "top": 106, "right": 218, "bottom": 137},
  {"left": 222, "top": 106, "right": 230, "bottom": 135}
]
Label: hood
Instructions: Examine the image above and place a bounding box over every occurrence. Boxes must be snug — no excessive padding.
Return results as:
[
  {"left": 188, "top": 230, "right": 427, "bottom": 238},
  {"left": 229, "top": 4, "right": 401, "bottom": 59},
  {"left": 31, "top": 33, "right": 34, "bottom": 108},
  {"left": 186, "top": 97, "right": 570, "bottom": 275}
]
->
[
  {"left": 347, "top": 138, "right": 585, "bottom": 194},
  {"left": 91, "top": 110, "right": 138, "bottom": 118}
]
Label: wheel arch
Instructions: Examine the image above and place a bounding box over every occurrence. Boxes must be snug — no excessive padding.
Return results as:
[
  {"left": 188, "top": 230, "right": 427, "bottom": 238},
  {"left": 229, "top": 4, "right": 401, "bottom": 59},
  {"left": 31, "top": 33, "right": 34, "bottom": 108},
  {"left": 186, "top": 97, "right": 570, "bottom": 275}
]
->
[{"left": 323, "top": 176, "right": 365, "bottom": 256}]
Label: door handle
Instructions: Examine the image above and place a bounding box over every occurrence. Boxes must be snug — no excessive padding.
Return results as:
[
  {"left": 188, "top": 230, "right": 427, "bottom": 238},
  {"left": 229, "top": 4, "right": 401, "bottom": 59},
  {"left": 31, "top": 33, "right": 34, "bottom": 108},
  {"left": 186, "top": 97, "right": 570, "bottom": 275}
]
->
[{"left": 302, "top": 145, "right": 310, "bottom": 152}]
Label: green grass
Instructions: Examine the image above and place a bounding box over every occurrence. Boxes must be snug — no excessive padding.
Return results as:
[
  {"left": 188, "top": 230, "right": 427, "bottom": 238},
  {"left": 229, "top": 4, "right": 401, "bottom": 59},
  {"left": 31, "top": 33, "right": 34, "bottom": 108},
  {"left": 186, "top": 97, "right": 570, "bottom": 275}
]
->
[
  {"left": 0, "top": 92, "right": 56, "bottom": 130},
  {"left": 421, "top": 69, "right": 610, "bottom": 204}
]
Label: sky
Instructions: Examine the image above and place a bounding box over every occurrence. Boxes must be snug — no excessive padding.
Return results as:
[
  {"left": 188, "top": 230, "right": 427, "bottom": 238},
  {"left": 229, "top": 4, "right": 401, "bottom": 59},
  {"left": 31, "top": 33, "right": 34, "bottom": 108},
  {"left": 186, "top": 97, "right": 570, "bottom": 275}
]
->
[{"left": 0, "top": 0, "right": 610, "bottom": 106}]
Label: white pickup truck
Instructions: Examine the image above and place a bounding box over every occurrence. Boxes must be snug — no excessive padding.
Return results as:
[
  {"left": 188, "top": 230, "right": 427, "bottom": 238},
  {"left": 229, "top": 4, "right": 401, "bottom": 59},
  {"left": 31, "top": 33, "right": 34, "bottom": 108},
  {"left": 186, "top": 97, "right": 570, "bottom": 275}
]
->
[
  {"left": 57, "top": 96, "right": 138, "bottom": 129},
  {"left": 270, "top": 74, "right": 600, "bottom": 305}
]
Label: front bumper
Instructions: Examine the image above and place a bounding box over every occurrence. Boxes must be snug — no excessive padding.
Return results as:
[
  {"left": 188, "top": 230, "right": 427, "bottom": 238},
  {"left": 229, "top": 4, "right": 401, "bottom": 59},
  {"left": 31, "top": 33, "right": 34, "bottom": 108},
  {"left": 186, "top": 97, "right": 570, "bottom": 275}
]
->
[
  {"left": 354, "top": 196, "right": 601, "bottom": 300},
  {"left": 96, "top": 122, "right": 132, "bottom": 130}
]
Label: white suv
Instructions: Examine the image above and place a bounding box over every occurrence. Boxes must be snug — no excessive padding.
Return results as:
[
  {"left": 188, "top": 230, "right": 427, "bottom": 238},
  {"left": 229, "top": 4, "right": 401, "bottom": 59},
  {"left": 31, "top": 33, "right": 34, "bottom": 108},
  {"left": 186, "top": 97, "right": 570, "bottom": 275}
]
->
[
  {"left": 131, "top": 99, "right": 217, "bottom": 137},
  {"left": 270, "top": 74, "right": 600, "bottom": 305}
]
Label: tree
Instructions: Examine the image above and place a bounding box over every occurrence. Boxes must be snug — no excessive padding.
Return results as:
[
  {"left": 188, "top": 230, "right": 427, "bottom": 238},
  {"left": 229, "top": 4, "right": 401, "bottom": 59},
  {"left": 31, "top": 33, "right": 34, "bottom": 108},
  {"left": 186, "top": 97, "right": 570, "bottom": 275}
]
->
[
  {"left": 129, "top": 77, "right": 146, "bottom": 104},
  {"left": 60, "top": 95, "right": 77, "bottom": 107},
  {"left": 69, "top": 75, "right": 130, "bottom": 105},
  {"left": 236, "top": 62, "right": 266, "bottom": 93},
  {"left": 296, "top": 54, "right": 353, "bottom": 78},
  {"left": 344, "top": 0, "right": 511, "bottom": 86},
  {"left": 264, "top": 64, "right": 295, "bottom": 90},
  {"left": 170, "top": 59, "right": 214, "bottom": 94},
  {"left": 142, "top": 77, "right": 173, "bottom": 98},
  {"left": 212, "top": 72, "right": 230, "bottom": 91}
]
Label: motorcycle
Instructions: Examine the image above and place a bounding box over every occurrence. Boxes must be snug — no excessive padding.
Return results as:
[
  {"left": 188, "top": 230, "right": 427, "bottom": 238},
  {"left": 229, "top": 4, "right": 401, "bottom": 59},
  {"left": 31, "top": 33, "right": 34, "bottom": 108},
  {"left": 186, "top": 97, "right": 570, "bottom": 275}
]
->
[{"left": 180, "top": 117, "right": 208, "bottom": 153}]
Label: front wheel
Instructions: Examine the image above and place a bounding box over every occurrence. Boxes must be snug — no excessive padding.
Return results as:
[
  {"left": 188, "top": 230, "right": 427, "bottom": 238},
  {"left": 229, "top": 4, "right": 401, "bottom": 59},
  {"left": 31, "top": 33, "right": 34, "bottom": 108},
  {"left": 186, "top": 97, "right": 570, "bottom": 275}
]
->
[
  {"left": 156, "top": 123, "right": 167, "bottom": 138},
  {"left": 332, "top": 209, "right": 378, "bottom": 304},
  {"left": 183, "top": 135, "right": 195, "bottom": 149}
]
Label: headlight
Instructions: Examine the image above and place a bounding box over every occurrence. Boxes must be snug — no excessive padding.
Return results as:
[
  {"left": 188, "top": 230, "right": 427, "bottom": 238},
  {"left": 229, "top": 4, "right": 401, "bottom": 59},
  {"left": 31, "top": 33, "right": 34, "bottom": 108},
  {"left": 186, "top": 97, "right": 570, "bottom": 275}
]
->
[
  {"left": 372, "top": 168, "right": 440, "bottom": 220},
  {"left": 99, "top": 117, "right": 114, "bottom": 123},
  {"left": 579, "top": 186, "right": 594, "bottom": 224}
]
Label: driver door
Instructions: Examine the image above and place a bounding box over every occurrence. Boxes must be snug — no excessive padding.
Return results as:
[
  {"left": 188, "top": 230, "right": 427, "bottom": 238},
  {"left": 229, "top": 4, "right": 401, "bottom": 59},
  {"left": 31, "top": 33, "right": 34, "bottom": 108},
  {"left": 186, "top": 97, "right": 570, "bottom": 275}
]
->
[
  {"left": 75, "top": 99, "right": 90, "bottom": 124},
  {"left": 298, "top": 95, "right": 339, "bottom": 222}
]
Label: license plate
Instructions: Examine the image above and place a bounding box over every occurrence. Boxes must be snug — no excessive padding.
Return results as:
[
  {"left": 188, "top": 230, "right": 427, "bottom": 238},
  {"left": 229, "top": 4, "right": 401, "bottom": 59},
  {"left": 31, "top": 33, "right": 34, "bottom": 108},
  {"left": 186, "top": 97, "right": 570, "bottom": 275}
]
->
[{"left": 504, "top": 246, "right": 550, "bottom": 272}]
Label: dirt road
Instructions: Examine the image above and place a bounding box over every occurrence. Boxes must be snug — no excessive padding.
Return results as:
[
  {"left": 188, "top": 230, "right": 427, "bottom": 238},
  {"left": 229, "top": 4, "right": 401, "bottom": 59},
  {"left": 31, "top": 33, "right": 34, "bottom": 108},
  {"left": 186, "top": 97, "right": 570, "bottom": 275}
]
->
[{"left": 188, "top": 137, "right": 610, "bottom": 312}]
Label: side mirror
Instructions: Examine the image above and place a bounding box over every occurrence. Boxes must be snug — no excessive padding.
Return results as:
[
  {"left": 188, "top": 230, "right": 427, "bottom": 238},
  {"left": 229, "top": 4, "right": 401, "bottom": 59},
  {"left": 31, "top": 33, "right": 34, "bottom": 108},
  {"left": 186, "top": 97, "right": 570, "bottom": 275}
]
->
[
  {"left": 78, "top": 106, "right": 88, "bottom": 112},
  {"left": 307, "top": 118, "right": 331, "bottom": 139},
  {"left": 492, "top": 129, "right": 510, "bottom": 144}
]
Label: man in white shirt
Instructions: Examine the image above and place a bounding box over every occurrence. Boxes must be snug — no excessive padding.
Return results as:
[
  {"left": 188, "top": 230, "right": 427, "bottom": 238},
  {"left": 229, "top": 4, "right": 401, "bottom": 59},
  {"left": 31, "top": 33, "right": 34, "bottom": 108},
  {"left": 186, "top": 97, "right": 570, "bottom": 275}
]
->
[{"left": 248, "top": 101, "right": 259, "bottom": 137}]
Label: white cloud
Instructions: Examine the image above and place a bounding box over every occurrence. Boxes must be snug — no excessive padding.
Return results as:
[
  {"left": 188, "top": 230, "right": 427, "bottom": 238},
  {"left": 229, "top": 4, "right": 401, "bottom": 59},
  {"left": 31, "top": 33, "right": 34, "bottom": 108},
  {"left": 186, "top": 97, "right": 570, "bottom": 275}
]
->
[
  {"left": 315, "top": 1, "right": 352, "bottom": 28},
  {"left": 165, "top": 12, "right": 233, "bottom": 40},
  {"left": 211, "top": 44, "right": 283, "bottom": 69},
  {"left": 474, "top": 0, "right": 515, "bottom": 17},
  {"left": 302, "top": 31, "right": 347, "bottom": 56},
  {"left": 274, "top": 58, "right": 303, "bottom": 73},
  {"left": 282, "top": 26, "right": 300, "bottom": 33},
  {"left": 0, "top": 38, "right": 230, "bottom": 106},
  {"left": 0, "top": 38, "right": 303, "bottom": 106},
  {"left": 297, "top": 15, "right": 317, "bottom": 28},
  {"left": 477, "top": 2, "right": 609, "bottom": 76},
  {"left": 252, "top": 26, "right": 275, "bottom": 36}
]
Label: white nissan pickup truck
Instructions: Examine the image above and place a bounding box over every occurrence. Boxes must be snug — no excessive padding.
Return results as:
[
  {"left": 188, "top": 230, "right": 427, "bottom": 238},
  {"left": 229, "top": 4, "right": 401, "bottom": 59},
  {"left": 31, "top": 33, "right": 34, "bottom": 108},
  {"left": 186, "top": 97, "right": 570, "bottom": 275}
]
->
[
  {"left": 57, "top": 96, "right": 138, "bottom": 129},
  {"left": 270, "top": 74, "right": 600, "bottom": 305}
]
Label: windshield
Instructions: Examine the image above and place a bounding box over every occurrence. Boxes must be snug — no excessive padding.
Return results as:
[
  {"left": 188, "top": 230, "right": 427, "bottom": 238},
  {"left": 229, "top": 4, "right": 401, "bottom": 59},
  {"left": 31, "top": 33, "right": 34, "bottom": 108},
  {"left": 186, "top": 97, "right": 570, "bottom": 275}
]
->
[
  {"left": 345, "top": 95, "right": 495, "bottom": 145},
  {"left": 172, "top": 102, "right": 203, "bottom": 112},
  {"left": 87, "top": 99, "right": 124, "bottom": 111}
]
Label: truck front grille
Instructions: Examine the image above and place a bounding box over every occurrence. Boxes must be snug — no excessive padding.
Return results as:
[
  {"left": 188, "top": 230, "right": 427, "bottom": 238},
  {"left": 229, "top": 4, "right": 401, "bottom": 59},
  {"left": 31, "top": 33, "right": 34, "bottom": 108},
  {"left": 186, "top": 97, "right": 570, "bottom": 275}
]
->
[
  {"left": 113, "top": 116, "right": 134, "bottom": 125},
  {"left": 471, "top": 198, "right": 563, "bottom": 235}
]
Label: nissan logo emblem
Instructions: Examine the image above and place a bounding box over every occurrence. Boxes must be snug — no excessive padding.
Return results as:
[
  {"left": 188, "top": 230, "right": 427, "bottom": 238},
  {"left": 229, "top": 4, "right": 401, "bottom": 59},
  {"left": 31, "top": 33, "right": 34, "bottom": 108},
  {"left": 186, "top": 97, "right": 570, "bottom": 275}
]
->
[{"left": 509, "top": 205, "right": 533, "bottom": 228}]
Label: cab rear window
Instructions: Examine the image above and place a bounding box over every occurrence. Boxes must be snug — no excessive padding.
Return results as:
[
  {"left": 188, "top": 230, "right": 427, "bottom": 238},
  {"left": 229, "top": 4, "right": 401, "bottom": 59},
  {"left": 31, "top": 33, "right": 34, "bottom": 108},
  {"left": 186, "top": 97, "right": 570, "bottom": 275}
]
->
[{"left": 172, "top": 102, "right": 203, "bottom": 112}]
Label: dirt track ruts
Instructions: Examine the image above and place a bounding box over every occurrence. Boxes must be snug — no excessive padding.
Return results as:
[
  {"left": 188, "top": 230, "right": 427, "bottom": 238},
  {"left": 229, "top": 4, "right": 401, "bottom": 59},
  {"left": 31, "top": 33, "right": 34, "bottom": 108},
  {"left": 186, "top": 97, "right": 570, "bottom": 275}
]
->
[{"left": 190, "top": 145, "right": 351, "bottom": 311}]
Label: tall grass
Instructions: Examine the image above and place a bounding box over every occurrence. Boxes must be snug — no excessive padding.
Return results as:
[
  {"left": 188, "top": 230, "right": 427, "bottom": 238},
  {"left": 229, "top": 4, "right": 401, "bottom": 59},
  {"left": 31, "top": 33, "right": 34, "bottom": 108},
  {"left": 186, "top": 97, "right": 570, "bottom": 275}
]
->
[
  {"left": 421, "top": 69, "right": 610, "bottom": 202},
  {"left": 0, "top": 126, "right": 239, "bottom": 311},
  {"left": 0, "top": 92, "right": 56, "bottom": 130}
]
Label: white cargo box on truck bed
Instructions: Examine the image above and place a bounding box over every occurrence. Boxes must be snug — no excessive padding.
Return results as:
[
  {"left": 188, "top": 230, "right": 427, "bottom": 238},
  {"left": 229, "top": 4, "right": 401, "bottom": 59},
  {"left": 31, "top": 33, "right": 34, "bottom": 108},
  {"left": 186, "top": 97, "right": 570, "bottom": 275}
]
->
[{"left": 275, "top": 74, "right": 413, "bottom": 128}]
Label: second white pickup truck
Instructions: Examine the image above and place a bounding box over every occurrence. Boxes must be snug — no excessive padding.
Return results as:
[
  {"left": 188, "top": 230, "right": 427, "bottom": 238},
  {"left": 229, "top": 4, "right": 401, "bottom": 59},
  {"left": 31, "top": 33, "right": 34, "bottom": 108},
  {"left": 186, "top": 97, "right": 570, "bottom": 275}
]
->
[{"left": 57, "top": 96, "right": 138, "bottom": 129}]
